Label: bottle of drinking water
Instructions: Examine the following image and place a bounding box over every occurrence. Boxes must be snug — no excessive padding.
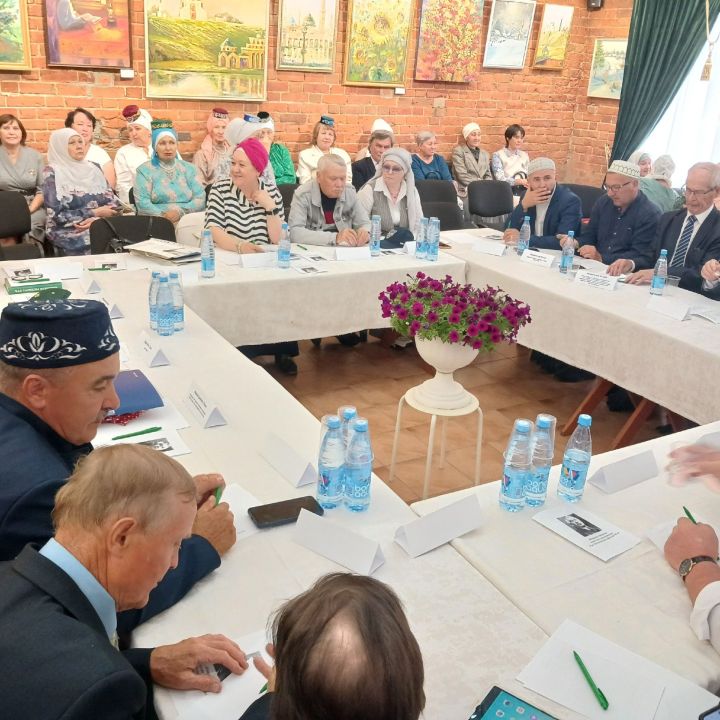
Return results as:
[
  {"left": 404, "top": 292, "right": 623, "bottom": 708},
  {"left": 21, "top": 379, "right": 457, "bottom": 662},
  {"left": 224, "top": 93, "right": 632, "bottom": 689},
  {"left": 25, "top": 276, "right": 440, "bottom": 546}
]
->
[
  {"left": 427, "top": 217, "right": 440, "bottom": 262},
  {"left": 499, "top": 419, "right": 532, "bottom": 511},
  {"left": 650, "top": 249, "right": 668, "bottom": 296},
  {"left": 168, "top": 271, "right": 184, "bottom": 332},
  {"left": 559, "top": 231, "right": 575, "bottom": 274},
  {"left": 517, "top": 216, "right": 531, "bottom": 255},
  {"left": 278, "top": 222, "right": 291, "bottom": 269},
  {"left": 344, "top": 417, "right": 373, "bottom": 512},
  {"left": 338, "top": 405, "right": 357, "bottom": 447},
  {"left": 525, "top": 416, "right": 554, "bottom": 507},
  {"left": 200, "top": 228, "right": 215, "bottom": 278},
  {"left": 369, "top": 215, "right": 381, "bottom": 257},
  {"left": 558, "top": 414, "right": 592, "bottom": 502},
  {"left": 156, "top": 275, "right": 174, "bottom": 337},
  {"left": 416, "top": 217, "right": 428, "bottom": 260},
  {"left": 317, "top": 415, "right": 345, "bottom": 510},
  {"left": 148, "top": 271, "right": 161, "bottom": 331}
]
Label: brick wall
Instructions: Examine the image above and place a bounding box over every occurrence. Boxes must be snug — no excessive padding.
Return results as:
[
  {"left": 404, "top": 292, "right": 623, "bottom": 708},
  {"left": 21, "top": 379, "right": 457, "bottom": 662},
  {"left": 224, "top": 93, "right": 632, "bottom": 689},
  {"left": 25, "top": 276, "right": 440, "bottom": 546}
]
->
[{"left": 1, "top": 0, "right": 632, "bottom": 184}]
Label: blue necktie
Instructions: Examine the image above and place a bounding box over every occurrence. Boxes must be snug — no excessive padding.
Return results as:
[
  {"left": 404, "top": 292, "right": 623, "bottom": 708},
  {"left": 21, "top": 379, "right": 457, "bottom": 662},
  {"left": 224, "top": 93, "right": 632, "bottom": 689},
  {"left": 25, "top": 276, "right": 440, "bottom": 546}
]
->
[{"left": 669, "top": 215, "right": 697, "bottom": 271}]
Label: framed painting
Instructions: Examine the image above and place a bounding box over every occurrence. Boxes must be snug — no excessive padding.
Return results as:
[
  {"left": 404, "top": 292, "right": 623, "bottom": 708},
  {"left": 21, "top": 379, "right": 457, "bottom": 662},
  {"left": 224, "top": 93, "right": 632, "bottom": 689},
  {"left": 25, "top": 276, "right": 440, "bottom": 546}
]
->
[
  {"left": 277, "top": 0, "right": 338, "bottom": 72},
  {"left": 587, "top": 38, "right": 627, "bottom": 100},
  {"left": 483, "top": 0, "right": 536, "bottom": 70},
  {"left": 0, "top": 0, "right": 32, "bottom": 71},
  {"left": 44, "top": 0, "right": 132, "bottom": 69},
  {"left": 533, "top": 3, "right": 573, "bottom": 70},
  {"left": 145, "top": 0, "right": 270, "bottom": 101},
  {"left": 343, "top": 0, "right": 414, "bottom": 87},
  {"left": 415, "top": 0, "right": 485, "bottom": 82}
]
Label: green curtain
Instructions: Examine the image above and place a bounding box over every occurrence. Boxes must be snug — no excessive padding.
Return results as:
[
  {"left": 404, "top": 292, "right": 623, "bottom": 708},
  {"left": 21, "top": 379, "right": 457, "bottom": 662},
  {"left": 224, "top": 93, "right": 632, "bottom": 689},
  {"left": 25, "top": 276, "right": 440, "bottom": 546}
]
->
[{"left": 611, "top": 0, "right": 720, "bottom": 161}]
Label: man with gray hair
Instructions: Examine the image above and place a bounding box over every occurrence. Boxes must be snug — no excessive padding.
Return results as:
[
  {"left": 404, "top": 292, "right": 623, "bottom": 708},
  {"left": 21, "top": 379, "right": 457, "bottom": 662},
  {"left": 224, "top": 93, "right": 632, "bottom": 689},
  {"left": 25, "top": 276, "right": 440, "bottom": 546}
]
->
[
  {"left": 0, "top": 444, "right": 248, "bottom": 718},
  {"left": 351, "top": 130, "right": 394, "bottom": 190}
]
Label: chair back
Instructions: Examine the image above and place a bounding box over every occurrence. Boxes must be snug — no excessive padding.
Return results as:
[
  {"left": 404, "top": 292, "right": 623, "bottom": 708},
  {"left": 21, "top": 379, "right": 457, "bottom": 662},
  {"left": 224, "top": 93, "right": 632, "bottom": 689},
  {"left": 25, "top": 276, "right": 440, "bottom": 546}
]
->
[
  {"left": 277, "top": 183, "right": 298, "bottom": 221},
  {"left": 564, "top": 183, "right": 604, "bottom": 219},
  {"left": 467, "top": 180, "right": 514, "bottom": 218},
  {"left": 0, "top": 243, "right": 42, "bottom": 261},
  {"left": 0, "top": 191, "right": 32, "bottom": 239},
  {"left": 422, "top": 202, "right": 465, "bottom": 231},
  {"left": 89, "top": 216, "right": 176, "bottom": 254},
  {"left": 415, "top": 179, "right": 458, "bottom": 205}
]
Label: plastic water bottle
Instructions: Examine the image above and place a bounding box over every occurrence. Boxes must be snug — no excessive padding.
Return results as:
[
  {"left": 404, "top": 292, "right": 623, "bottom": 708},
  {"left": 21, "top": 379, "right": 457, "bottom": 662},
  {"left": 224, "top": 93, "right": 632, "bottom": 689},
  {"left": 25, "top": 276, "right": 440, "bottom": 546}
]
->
[
  {"left": 559, "top": 231, "right": 575, "bottom": 274},
  {"left": 369, "top": 215, "right": 381, "bottom": 257},
  {"left": 427, "top": 217, "right": 440, "bottom": 261},
  {"left": 415, "top": 217, "right": 428, "bottom": 259},
  {"left": 317, "top": 415, "right": 345, "bottom": 510},
  {"left": 156, "top": 275, "right": 174, "bottom": 337},
  {"left": 277, "top": 222, "right": 291, "bottom": 269},
  {"left": 345, "top": 417, "right": 373, "bottom": 512},
  {"left": 200, "top": 228, "right": 215, "bottom": 278},
  {"left": 517, "top": 216, "right": 531, "bottom": 255},
  {"left": 148, "top": 271, "right": 160, "bottom": 331},
  {"left": 558, "top": 414, "right": 592, "bottom": 502},
  {"left": 650, "top": 249, "right": 668, "bottom": 296},
  {"left": 168, "top": 271, "right": 184, "bottom": 332},
  {"left": 499, "top": 419, "right": 532, "bottom": 511},
  {"left": 525, "top": 416, "right": 554, "bottom": 507},
  {"left": 338, "top": 405, "right": 357, "bottom": 447}
]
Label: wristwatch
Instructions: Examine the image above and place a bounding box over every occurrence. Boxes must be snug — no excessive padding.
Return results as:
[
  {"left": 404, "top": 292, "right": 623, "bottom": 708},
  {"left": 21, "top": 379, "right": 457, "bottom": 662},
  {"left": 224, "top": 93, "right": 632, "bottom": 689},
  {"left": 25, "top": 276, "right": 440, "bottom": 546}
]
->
[
  {"left": 679, "top": 555, "right": 717, "bottom": 582},
  {"left": 264, "top": 207, "right": 282, "bottom": 216}
]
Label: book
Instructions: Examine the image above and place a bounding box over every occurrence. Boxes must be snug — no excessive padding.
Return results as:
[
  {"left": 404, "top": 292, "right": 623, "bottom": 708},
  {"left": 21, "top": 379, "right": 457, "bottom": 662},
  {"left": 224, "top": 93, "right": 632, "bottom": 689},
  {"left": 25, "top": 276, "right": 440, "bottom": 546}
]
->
[
  {"left": 113, "top": 369, "right": 164, "bottom": 415},
  {"left": 3, "top": 269, "right": 63, "bottom": 295},
  {"left": 127, "top": 238, "right": 201, "bottom": 264}
]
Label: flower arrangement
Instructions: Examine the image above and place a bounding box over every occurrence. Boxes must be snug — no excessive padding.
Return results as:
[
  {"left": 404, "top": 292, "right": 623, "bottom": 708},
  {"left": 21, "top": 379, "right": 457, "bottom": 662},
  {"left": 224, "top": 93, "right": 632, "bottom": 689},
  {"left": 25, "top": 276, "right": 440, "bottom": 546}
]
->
[{"left": 379, "top": 272, "right": 531, "bottom": 351}]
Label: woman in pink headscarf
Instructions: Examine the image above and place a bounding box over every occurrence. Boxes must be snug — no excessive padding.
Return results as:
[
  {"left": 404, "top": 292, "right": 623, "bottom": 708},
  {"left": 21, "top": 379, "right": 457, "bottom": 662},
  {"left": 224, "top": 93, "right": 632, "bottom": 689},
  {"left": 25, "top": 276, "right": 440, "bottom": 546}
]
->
[{"left": 193, "top": 107, "right": 231, "bottom": 186}]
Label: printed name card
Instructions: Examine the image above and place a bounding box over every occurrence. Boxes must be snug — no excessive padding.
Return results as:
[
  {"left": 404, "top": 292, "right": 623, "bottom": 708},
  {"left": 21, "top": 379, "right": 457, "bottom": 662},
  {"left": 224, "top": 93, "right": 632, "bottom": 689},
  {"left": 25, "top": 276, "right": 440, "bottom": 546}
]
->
[
  {"left": 184, "top": 382, "right": 227, "bottom": 428},
  {"left": 589, "top": 449, "right": 659, "bottom": 493},
  {"left": 34, "top": 260, "right": 83, "bottom": 281},
  {"left": 647, "top": 295, "right": 691, "bottom": 321},
  {"left": 294, "top": 509, "right": 385, "bottom": 575},
  {"left": 260, "top": 432, "right": 317, "bottom": 487},
  {"left": 239, "top": 253, "right": 276, "bottom": 269},
  {"left": 139, "top": 330, "right": 169, "bottom": 368},
  {"left": 472, "top": 238, "right": 506, "bottom": 256},
  {"left": 395, "top": 494, "right": 482, "bottom": 558},
  {"left": 100, "top": 296, "right": 123, "bottom": 320},
  {"left": 93, "top": 257, "right": 127, "bottom": 271},
  {"left": 81, "top": 271, "right": 102, "bottom": 294},
  {"left": 574, "top": 269, "right": 619, "bottom": 291},
  {"left": 404, "top": 241, "right": 416, "bottom": 255},
  {"left": 521, "top": 249, "right": 555, "bottom": 267},
  {"left": 335, "top": 246, "right": 372, "bottom": 261}
]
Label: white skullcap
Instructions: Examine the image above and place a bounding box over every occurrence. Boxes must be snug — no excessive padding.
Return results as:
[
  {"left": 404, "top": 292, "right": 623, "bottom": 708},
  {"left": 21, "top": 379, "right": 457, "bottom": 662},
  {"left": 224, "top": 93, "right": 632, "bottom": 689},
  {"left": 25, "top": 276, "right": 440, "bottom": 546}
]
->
[
  {"left": 527, "top": 157, "right": 556, "bottom": 175},
  {"left": 462, "top": 122, "right": 480, "bottom": 139},
  {"left": 371, "top": 118, "right": 393, "bottom": 134},
  {"left": 608, "top": 160, "right": 641, "bottom": 179},
  {"left": 649, "top": 154, "right": 675, "bottom": 182},
  {"left": 226, "top": 116, "right": 263, "bottom": 147}
]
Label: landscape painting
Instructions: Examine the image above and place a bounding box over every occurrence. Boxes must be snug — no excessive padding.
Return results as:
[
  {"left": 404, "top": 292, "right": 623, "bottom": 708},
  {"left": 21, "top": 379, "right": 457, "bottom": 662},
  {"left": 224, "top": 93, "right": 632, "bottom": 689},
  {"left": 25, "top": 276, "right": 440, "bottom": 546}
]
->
[
  {"left": 343, "top": 0, "right": 414, "bottom": 87},
  {"left": 533, "top": 3, "right": 573, "bottom": 70},
  {"left": 0, "top": 0, "right": 32, "bottom": 71},
  {"left": 415, "top": 0, "right": 485, "bottom": 82},
  {"left": 145, "top": 0, "right": 269, "bottom": 100},
  {"left": 587, "top": 38, "right": 627, "bottom": 100},
  {"left": 483, "top": 0, "right": 536, "bottom": 70},
  {"left": 277, "top": 0, "right": 338, "bottom": 72}
]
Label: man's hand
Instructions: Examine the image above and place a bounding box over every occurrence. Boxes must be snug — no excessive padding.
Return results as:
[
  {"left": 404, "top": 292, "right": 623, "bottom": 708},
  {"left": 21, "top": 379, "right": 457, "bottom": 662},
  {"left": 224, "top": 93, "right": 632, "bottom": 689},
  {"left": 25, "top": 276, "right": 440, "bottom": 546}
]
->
[
  {"left": 520, "top": 187, "right": 551, "bottom": 209},
  {"left": 626, "top": 269, "right": 653, "bottom": 285},
  {"left": 578, "top": 245, "right": 601, "bottom": 261},
  {"left": 607, "top": 259, "right": 633, "bottom": 276},
  {"left": 193, "top": 496, "right": 236, "bottom": 556},
  {"left": 193, "top": 473, "right": 225, "bottom": 507},
  {"left": 150, "top": 635, "right": 248, "bottom": 692},
  {"left": 664, "top": 518, "right": 719, "bottom": 572},
  {"left": 336, "top": 228, "right": 358, "bottom": 246},
  {"left": 502, "top": 228, "right": 519, "bottom": 245},
  {"left": 702, "top": 259, "right": 720, "bottom": 283},
  {"left": 253, "top": 643, "right": 276, "bottom": 692},
  {"left": 355, "top": 228, "right": 370, "bottom": 246}
]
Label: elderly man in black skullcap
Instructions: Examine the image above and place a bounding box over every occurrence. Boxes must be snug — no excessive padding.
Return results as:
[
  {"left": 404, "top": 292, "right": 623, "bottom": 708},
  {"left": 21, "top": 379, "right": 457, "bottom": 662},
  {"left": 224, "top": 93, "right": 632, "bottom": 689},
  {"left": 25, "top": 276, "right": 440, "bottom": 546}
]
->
[{"left": 0, "top": 299, "right": 235, "bottom": 632}]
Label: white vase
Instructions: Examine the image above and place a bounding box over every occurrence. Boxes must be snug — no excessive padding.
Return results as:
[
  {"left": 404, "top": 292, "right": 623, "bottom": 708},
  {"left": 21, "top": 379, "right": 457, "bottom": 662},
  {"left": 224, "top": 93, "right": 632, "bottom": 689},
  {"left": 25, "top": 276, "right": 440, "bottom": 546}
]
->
[{"left": 412, "top": 337, "right": 479, "bottom": 410}]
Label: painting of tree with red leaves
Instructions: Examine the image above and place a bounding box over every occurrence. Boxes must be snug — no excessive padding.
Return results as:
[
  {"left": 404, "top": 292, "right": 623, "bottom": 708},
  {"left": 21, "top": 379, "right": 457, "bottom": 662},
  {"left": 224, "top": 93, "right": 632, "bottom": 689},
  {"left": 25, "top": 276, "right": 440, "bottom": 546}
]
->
[{"left": 414, "top": 0, "right": 485, "bottom": 83}]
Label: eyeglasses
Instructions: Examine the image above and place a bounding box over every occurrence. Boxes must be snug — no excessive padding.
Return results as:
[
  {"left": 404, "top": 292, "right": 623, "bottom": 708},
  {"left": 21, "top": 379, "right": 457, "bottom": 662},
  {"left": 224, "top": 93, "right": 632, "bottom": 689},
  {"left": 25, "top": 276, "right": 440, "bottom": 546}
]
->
[
  {"left": 605, "top": 181, "right": 632, "bottom": 193},
  {"left": 381, "top": 164, "right": 404, "bottom": 174},
  {"left": 682, "top": 186, "right": 715, "bottom": 198}
]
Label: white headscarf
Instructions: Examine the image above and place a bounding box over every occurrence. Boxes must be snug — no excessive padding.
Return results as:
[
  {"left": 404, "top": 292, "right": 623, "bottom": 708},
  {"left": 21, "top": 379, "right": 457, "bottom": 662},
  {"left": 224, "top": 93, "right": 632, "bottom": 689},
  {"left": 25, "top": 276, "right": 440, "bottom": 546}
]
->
[
  {"left": 369, "top": 147, "right": 423, "bottom": 231},
  {"left": 47, "top": 128, "right": 108, "bottom": 201}
]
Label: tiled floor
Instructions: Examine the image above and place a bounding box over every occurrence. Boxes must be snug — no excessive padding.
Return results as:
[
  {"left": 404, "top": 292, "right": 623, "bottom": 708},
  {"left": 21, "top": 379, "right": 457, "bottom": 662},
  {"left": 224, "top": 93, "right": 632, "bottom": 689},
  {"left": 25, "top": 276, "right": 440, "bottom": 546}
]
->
[{"left": 264, "top": 337, "right": 665, "bottom": 504}]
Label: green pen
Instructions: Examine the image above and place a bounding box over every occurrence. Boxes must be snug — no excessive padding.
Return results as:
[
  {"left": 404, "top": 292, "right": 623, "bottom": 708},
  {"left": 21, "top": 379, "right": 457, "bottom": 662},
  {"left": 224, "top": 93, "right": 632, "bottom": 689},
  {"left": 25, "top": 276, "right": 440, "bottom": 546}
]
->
[
  {"left": 683, "top": 506, "right": 698, "bottom": 524},
  {"left": 214, "top": 486, "right": 224, "bottom": 505},
  {"left": 111, "top": 426, "right": 162, "bottom": 441},
  {"left": 296, "top": 244, "right": 308, "bottom": 250},
  {"left": 573, "top": 651, "right": 609, "bottom": 711},
  {"left": 88, "top": 267, "right": 111, "bottom": 272},
  {"left": 259, "top": 682, "right": 268, "bottom": 694}
]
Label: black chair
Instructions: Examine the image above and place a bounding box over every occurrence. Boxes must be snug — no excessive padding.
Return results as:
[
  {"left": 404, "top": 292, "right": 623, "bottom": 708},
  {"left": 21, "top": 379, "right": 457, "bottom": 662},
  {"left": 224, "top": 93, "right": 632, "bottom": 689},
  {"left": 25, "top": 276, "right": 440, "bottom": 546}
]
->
[
  {"left": 205, "top": 183, "right": 213, "bottom": 201},
  {"left": 0, "top": 243, "right": 42, "bottom": 261},
  {"left": 422, "top": 201, "right": 466, "bottom": 231},
  {"left": 415, "top": 179, "right": 458, "bottom": 205},
  {"left": 128, "top": 187, "right": 137, "bottom": 212},
  {"left": 277, "top": 183, "right": 298, "bottom": 221},
  {"left": 564, "top": 183, "right": 604, "bottom": 219},
  {"left": 0, "top": 190, "right": 31, "bottom": 240},
  {"left": 89, "top": 215, "right": 176, "bottom": 254},
  {"left": 467, "top": 181, "right": 514, "bottom": 230}
]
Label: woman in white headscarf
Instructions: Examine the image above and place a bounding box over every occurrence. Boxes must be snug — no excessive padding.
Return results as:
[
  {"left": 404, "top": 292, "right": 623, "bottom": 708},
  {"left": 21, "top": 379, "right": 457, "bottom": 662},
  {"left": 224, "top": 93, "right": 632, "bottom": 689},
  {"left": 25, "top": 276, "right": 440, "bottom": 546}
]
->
[
  {"left": 42, "top": 127, "right": 121, "bottom": 256},
  {"left": 114, "top": 104, "right": 153, "bottom": 205}
]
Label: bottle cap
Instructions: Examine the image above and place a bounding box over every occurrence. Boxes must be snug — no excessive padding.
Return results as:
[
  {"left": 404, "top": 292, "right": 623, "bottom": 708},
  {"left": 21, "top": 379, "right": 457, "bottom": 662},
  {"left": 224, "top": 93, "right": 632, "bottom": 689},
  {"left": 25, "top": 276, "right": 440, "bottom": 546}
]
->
[
  {"left": 578, "top": 414, "right": 592, "bottom": 427},
  {"left": 568, "top": 230, "right": 575, "bottom": 237},
  {"left": 660, "top": 249, "right": 668, "bottom": 256},
  {"left": 151, "top": 271, "right": 160, "bottom": 277},
  {"left": 524, "top": 215, "right": 530, "bottom": 221},
  {"left": 536, "top": 416, "right": 552, "bottom": 429},
  {"left": 514, "top": 419, "right": 532, "bottom": 433},
  {"left": 352, "top": 418, "right": 368, "bottom": 432},
  {"left": 159, "top": 276, "right": 168, "bottom": 282},
  {"left": 325, "top": 414, "right": 340, "bottom": 429},
  {"left": 342, "top": 407, "right": 357, "bottom": 420},
  {"left": 169, "top": 271, "right": 179, "bottom": 278}
]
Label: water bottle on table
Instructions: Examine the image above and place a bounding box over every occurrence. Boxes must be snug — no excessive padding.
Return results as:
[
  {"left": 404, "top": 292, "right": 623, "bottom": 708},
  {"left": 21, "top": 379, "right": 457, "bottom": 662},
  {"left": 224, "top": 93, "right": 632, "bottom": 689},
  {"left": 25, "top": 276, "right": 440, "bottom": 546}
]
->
[
  {"left": 168, "top": 271, "right": 184, "bottom": 332},
  {"left": 148, "top": 271, "right": 160, "bottom": 331},
  {"left": 345, "top": 417, "right": 373, "bottom": 512},
  {"left": 317, "top": 415, "right": 345, "bottom": 510},
  {"left": 200, "top": 228, "right": 215, "bottom": 278},
  {"left": 525, "top": 416, "right": 554, "bottom": 507},
  {"left": 156, "top": 275, "right": 174, "bottom": 337},
  {"left": 559, "top": 231, "right": 575, "bottom": 274},
  {"left": 427, "top": 217, "right": 440, "bottom": 261},
  {"left": 369, "top": 215, "right": 381, "bottom": 257},
  {"left": 278, "top": 222, "right": 291, "bottom": 269},
  {"left": 338, "top": 405, "right": 357, "bottom": 447},
  {"left": 558, "top": 414, "right": 592, "bottom": 502},
  {"left": 517, "top": 216, "right": 531, "bottom": 255},
  {"left": 415, "top": 217, "right": 428, "bottom": 260},
  {"left": 499, "top": 419, "right": 532, "bottom": 512},
  {"left": 650, "top": 249, "right": 668, "bottom": 296}
]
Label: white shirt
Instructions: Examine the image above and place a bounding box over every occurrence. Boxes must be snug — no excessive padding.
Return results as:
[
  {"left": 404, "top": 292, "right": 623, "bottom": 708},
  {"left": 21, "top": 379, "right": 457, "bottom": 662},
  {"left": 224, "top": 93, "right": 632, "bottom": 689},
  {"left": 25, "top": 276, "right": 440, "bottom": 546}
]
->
[
  {"left": 357, "top": 177, "right": 407, "bottom": 226},
  {"left": 297, "top": 145, "right": 352, "bottom": 185},
  {"left": 690, "top": 580, "right": 720, "bottom": 655},
  {"left": 86, "top": 143, "right": 111, "bottom": 169},
  {"left": 114, "top": 143, "right": 151, "bottom": 204}
]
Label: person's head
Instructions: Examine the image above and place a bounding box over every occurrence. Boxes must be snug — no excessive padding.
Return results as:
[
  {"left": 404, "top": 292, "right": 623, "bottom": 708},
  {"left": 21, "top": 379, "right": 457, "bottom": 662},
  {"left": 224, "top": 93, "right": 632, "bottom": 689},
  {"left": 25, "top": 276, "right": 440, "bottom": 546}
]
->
[
  {"left": 462, "top": 122, "right": 481, "bottom": 149},
  {"left": 53, "top": 444, "right": 197, "bottom": 611},
  {"left": 0, "top": 299, "right": 121, "bottom": 445},
  {"left": 151, "top": 120, "right": 178, "bottom": 164},
  {"left": 605, "top": 160, "right": 641, "bottom": 210},
  {"left": 225, "top": 113, "right": 263, "bottom": 148},
  {"left": 313, "top": 116, "right": 336, "bottom": 152},
  {"left": 255, "top": 113, "right": 276, "bottom": 151},
  {"left": 629, "top": 151, "right": 652, "bottom": 177},
  {"left": 648, "top": 154, "right": 675, "bottom": 188},
  {"left": 379, "top": 147, "right": 412, "bottom": 190},
  {"left": 64, "top": 107, "right": 96, "bottom": 144},
  {"left": 0, "top": 113, "right": 27, "bottom": 147},
  {"left": 269, "top": 573, "right": 425, "bottom": 720},
  {"left": 207, "top": 107, "right": 229, "bottom": 145},
  {"left": 527, "top": 157, "right": 556, "bottom": 195},
  {"left": 504, "top": 124, "right": 525, "bottom": 150},
  {"left": 122, "top": 105, "right": 152, "bottom": 148},
  {"left": 368, "top": 130, "right": 393, "bottom": 164},
  {"left": 317, "top": 154, "right": 347, "bottom": 198},
  {"left": 684, "top": 162, "right": 720, "bottom": 216},
  {"left": 415, "top": 131, "right": 437, "bottom": 159},
  {"left": 231, "top": 137, "right": 268, "bottom": 190}
]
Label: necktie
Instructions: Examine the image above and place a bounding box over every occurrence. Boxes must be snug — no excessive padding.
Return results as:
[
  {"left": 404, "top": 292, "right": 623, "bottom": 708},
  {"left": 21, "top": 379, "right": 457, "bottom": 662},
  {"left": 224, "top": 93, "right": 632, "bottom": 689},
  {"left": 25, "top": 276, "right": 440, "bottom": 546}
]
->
[{"left": 669, "top": 215, "right": 697, "bottom": 270}]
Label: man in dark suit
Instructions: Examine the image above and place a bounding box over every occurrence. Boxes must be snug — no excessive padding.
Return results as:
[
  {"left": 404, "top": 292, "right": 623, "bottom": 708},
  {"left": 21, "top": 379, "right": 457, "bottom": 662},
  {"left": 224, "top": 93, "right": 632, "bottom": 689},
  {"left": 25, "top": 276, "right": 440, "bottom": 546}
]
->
[
  {"left": 0, "top": 444, "right": 248, "bottom": 720},
  {"left": 626, "top": 162, "right": 720, "bottom": 297},
  {"left": 351, "top": 130, "right": 393, "bottom": 190}
]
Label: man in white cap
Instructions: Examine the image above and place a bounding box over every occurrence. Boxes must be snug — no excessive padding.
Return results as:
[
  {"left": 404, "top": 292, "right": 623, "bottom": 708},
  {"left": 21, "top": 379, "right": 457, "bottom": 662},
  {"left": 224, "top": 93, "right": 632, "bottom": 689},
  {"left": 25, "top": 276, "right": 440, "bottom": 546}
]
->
[
  {"left": 503, "top": 157, "right": 581, "bottom": 250},
  {"left": 452, "top": 122, "right": 492, "bottom": 196},
  {"left": 578, "top": 159, "right": 661, "bottom": 275},
  {"left": 114, "top": 105, "right": 153, "bottom": 205},
  {"left": 351, "top": 129, "right": 394, "bottom": 190}
]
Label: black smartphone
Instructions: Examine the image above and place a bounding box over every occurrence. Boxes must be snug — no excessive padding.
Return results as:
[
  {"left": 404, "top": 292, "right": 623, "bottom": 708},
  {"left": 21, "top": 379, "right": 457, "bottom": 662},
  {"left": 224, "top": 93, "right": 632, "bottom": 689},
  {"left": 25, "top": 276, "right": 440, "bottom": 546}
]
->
[
  {"left": 248, "top": 496, "right": 324, "bottom": 529},
  {"left": 470, "top": 686, "right": 558, "bottom": 720},
  {"left": 700, "top": 705, "right": 720, "bottom": 719}
]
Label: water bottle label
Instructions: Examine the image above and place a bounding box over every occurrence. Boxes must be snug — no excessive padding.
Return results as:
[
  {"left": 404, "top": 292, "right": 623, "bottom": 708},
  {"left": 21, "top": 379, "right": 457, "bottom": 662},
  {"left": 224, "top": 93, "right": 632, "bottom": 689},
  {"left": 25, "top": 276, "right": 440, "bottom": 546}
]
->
[
  {"left": 559, "top": 460, "right": 589, "bottom": 497},
  {"left": 651, "top": 275, "right": 666, "bottom": 290},
  {"left": 501, "top": 466, "right": 529, "bottom": 500}
]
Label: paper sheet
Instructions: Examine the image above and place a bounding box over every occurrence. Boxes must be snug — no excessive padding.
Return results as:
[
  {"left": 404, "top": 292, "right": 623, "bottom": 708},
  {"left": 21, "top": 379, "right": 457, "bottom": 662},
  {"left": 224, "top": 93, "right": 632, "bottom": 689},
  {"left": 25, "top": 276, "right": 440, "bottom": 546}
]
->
[
  {"left": 220, "top": 484, "right": 261, "bottom": 540},
  {"left": 95, "top": 400, "right": 189, "bottom": 446},
  {"left": 97, "top": 427, "right": 190, "bottom": 458}
]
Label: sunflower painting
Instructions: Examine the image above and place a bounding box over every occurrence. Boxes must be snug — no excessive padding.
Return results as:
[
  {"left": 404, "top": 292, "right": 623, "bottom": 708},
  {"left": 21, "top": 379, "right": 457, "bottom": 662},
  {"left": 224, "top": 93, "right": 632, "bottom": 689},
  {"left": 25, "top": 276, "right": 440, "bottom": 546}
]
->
[{"left": 343, "top": 0, "right": 414, "bottom": 86}]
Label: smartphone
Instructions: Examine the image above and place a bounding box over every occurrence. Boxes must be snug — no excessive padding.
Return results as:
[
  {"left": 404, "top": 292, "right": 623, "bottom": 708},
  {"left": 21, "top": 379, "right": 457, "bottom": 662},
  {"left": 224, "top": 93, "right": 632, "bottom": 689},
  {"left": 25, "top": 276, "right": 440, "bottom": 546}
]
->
[
  {"left": 248, "top": 496, "right": 324, "bottom": 529},
  {"left": 470, "top": 686, "right": 558, "bottom": 720},
  {"left": 700, "top": 705, "right": 720, "bottom": 719}
]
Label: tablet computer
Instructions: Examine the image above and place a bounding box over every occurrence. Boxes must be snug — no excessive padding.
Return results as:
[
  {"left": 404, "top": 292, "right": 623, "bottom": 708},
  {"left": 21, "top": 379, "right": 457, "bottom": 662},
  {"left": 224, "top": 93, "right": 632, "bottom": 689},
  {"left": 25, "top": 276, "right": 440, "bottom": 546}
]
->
[{"left": 469, "top": 686, "right": 558, "bottom": 720}]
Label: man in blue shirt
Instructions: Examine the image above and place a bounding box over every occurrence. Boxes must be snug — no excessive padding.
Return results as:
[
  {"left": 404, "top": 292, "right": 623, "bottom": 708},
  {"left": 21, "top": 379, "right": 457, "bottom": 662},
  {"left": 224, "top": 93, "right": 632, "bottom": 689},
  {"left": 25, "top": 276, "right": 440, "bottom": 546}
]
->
[{"left": 579, "top": 159, "right": 661, "bottom": 275}]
